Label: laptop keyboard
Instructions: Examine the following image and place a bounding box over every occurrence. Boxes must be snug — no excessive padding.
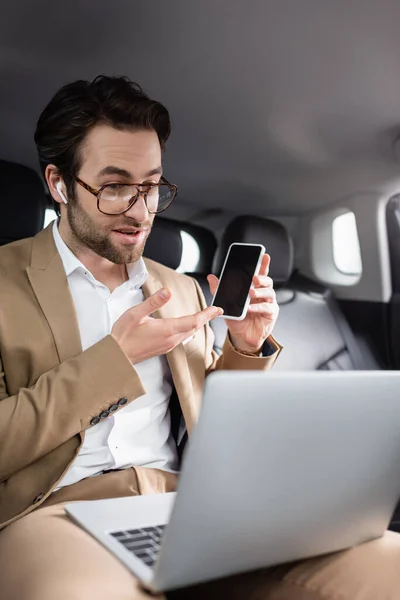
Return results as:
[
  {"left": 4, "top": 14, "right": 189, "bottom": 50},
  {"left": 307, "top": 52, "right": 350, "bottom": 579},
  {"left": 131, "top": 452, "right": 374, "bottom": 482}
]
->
[{"left": 109, "top": 525, "right": 166, "bottom": 568}]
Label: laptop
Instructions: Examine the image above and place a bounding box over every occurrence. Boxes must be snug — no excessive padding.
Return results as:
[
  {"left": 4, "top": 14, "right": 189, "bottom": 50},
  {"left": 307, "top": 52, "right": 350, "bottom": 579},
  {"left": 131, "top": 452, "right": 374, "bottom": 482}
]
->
[{"left": 66, "top": 371, "right": 400, "bottom": 593}]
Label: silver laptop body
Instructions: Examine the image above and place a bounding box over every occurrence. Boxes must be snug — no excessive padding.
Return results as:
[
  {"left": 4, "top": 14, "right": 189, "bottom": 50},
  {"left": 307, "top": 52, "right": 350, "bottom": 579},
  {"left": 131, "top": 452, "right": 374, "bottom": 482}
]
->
[{"left": 66, "top": 371, "right": 400, "bottom": 592}]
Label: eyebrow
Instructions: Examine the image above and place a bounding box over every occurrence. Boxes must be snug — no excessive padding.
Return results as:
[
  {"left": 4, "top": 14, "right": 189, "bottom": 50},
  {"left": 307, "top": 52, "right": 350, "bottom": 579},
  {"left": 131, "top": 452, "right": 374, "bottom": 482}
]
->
[{"left": 98, "top": 166, "right": 163, "bottom": 179}]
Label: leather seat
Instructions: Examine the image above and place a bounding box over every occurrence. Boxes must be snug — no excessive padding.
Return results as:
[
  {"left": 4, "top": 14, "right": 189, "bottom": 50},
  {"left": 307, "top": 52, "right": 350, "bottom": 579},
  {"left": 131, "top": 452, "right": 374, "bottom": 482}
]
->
[
  {"left": 145, "top": 216, "right": 217, "bottom": 273},
  {"left": 211, "top": 215, "right": 380, "bottom": 370},
  {"left": 144, "top": 218, "right": 183, "bottom": 270},
  {"left": 125, "top": 212, "right": 380, "bottom": 370},
  {"left": 0, "top": 160, "right": 46, "bottom": 245}
]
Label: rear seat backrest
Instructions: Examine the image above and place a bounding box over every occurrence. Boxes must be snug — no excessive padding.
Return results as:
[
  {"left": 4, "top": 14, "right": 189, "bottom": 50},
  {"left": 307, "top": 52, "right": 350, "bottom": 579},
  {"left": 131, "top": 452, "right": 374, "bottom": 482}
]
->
[
  {"left": 213, "top": 215, "right": 379, "bottom": 370},
  {"left": 0, "top": 160, "right": 46, "bottom": 245},
  {"left": 213, "top": 217, "right": 294, "bottom": 284},
  {"left": 144, "top": 217, "right": 217, "bottom": 273},
  {"left": 144, "top": 218, "right": 183, "bottom": 270},
  {"left": 137, "top": 212, "right": 379, "bottom": 369},
  {"left": 178, "top": 221, "right": 217, "bottom": 274}
]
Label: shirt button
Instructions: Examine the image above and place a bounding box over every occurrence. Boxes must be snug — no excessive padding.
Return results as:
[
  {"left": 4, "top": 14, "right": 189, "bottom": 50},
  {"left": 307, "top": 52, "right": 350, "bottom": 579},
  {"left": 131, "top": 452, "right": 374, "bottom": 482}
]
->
[
  {"left": 90, "top": 416, "right": 101, "bottom": 426},
  {"left": 118, "top": 397, "right": 128, "bottom": 406},
  {"left": 33, "top": 493, "right": 45, "bottom": 504},
  {"left": 99, "top": 410, "right": 110, "bottom": 419}
]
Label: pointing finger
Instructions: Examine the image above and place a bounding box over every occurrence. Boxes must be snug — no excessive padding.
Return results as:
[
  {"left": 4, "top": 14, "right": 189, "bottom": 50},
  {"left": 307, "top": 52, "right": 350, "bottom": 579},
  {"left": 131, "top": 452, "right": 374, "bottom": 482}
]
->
[{"left": 172, "top": 306, "right": 223, "bottom": 334}]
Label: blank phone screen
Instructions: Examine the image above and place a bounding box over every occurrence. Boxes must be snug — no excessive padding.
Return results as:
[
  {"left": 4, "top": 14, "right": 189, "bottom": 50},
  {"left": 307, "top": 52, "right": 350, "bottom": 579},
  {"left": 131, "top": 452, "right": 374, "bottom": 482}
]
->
[{"left": 212, "top": 245, "right": 262, "bottom": 317}]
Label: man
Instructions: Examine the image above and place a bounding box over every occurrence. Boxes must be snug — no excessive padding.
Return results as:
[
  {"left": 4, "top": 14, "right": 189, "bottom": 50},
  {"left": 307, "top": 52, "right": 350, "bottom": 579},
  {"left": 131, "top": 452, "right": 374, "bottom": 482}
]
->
[{"left": 0, "top": 76, "right": 399, "bottom": 600}]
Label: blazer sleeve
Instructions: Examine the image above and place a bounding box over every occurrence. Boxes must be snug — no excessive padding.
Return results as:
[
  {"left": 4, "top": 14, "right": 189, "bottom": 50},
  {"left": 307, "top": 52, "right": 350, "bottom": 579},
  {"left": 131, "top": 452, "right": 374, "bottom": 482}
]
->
[
  {"left": 190, "top": 278, "right": 283, "bottom": 373},
  {"left": 0, "top": 335, "right": 145, "bottom": 483}
]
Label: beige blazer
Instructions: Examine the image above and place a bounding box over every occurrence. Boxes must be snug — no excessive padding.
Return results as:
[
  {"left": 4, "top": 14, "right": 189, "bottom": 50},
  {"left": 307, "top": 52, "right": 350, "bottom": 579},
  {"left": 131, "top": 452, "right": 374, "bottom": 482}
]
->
[{"left": 0, "top": 225, "right": 282, "bottom": 528}]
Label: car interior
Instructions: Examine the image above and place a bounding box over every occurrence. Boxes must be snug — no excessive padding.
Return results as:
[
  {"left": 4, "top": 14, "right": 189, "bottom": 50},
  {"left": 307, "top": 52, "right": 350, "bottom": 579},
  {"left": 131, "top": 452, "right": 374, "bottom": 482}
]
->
[{"left": 1, "top": 0, "right": 400, "bottom": 540}]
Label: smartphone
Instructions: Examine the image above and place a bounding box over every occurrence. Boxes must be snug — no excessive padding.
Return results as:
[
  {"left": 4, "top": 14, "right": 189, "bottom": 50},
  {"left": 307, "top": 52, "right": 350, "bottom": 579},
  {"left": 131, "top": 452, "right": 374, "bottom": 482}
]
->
[{"left": 211, "top": 242, "right": 265, "bottom": 320}]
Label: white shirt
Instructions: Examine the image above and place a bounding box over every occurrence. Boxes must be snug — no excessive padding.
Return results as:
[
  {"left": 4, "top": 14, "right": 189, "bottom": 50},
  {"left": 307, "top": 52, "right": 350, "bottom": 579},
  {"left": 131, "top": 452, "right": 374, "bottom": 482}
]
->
[{"left": 53, "top": 222, "right": 179, "bottom": 489}]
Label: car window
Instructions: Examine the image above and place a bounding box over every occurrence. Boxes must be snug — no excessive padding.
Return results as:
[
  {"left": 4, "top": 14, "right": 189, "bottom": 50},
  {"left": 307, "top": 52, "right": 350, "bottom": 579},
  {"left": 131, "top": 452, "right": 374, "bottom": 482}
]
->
[
  {"left": 176, "top": 231, "right": 200, "bottom": 273},
  {"left": 332, "top": 212, "right": 362, "bottom": 276}
]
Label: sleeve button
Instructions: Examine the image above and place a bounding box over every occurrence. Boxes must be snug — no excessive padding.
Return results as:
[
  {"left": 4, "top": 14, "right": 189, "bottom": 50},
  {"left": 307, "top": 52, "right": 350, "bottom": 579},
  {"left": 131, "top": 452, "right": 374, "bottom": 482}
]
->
[
  {"left": 117, "top": 398, "right": 128, "bottom": 406},
  {"left": 90, "top": 416, "right": 101, "bottom": 426},
  {"left": 109, "top": 404, "right": 119, "bottom": 413},
  {"left": 99, "top": 410, "right": 110, "bottom": 419}
]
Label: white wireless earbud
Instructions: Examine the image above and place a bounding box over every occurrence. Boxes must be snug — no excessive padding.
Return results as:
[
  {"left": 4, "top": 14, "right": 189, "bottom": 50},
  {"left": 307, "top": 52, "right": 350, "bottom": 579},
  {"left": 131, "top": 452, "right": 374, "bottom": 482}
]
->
[{"left": 56, "top": 181, "right": 68, "bottom": 204}]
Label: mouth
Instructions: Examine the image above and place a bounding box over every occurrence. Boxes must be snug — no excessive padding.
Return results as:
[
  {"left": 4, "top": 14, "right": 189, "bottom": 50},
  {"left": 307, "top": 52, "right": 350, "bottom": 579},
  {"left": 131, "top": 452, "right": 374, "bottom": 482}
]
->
[{"left": 111, "top": 227, "right": 149, "bottom": 245}]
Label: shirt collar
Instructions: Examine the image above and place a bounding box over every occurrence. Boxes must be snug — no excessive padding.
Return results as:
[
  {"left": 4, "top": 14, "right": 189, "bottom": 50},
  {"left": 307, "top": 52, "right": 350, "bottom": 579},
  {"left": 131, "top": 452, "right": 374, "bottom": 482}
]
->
[
  {"left": 52, "top": 220, "right": 148, "bottom": 289},
  {"left": 126, "top": 257, "right": 148, "bottom": 289},
  {"left": 53, "top": 220, "right": 83, "bottom": 277}
]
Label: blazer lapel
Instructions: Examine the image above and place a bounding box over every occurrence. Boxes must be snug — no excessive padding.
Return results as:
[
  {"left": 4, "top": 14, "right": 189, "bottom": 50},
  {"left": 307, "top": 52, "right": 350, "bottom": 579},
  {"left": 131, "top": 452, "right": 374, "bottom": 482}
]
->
[
  {"left": 25, "top": 230, "right": 197, "bottom": 431},
  {"left": 26, "top": 225, "right": 82, "bottom": 364},
  {"left": 142, "top": 269, "right": 197, "bottom": 433}
]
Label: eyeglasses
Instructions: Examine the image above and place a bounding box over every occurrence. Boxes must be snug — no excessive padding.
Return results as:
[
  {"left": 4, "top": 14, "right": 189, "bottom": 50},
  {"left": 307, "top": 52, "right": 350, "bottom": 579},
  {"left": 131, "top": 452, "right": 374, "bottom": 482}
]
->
[{"left": 74, "top": 175, "right": 178, "bottom": 215}]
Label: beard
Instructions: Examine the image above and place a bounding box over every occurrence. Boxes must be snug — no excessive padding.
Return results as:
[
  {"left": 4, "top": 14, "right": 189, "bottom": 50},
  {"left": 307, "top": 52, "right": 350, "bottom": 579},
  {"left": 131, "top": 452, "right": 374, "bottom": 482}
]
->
[{"left": 67, "top": 199, "right": 152, "bottom": 265}]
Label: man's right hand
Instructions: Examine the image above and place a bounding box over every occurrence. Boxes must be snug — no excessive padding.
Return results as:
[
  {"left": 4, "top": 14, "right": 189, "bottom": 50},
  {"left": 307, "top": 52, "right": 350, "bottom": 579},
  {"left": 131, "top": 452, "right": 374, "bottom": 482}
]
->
[{"left": 111, "top": 288, "right": 223, "bottom": 364}]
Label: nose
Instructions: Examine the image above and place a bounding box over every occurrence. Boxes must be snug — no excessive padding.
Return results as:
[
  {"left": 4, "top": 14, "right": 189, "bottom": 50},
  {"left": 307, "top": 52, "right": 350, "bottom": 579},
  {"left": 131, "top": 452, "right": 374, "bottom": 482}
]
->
[{"left": 124, "top": 192, "right": 149, "bottom": 222}]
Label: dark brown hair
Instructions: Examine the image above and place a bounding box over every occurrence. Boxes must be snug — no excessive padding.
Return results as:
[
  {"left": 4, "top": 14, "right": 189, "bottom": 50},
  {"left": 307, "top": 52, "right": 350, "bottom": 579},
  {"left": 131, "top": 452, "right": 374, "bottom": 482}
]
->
[{"left": 34, "top": 75, "right": 171, "bottom": 206}]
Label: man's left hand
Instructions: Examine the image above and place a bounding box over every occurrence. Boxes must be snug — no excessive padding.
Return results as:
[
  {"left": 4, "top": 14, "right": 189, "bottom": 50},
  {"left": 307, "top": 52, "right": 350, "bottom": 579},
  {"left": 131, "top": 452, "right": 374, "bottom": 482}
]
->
[{"left": 207, "top": 254, "right": 279, "bottom": 355}]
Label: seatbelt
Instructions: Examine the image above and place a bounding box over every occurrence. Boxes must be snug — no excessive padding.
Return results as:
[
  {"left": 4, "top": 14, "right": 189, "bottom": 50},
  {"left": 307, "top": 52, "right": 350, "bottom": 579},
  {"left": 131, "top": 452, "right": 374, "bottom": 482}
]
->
[{"left": 326, "top": 294, "right": 367, "bottom": 370}]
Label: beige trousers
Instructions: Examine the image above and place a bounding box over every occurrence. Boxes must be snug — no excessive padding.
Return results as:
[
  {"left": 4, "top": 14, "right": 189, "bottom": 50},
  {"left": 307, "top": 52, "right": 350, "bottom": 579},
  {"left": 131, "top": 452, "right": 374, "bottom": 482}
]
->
[{"left": 1, "top": 469, "right": 400, "bottom": 600}]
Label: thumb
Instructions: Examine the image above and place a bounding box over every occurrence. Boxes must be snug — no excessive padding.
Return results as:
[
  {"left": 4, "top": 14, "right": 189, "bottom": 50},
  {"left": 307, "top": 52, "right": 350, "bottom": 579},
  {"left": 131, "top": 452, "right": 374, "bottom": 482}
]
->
[
  {"left": 130, "top": 287, "right": 171, "bottom": 321},
  {"left": 207, "top": 274, "right": 219, "bottom": 297}
]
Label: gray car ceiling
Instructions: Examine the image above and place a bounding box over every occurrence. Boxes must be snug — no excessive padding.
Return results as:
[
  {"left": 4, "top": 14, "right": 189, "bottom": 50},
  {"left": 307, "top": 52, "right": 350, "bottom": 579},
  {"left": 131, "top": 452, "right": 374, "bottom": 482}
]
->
[{"left": 1, "top": 0, "right": 400, "bottom": 217}]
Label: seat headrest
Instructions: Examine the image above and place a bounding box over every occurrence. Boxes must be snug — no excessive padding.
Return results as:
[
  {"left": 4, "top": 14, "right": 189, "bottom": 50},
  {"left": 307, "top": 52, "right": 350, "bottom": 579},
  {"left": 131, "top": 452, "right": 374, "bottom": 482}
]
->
[
  {"left": 144, "top": 218, "right": 183, "bottom": 270},
  {"left": 0, "top": 160, "right": 46, "bottom": 245},
  {"left": 180, "top": 221, "right": 217, "bottom": 274},
  {"left": 213, "top": 215, "right": 294, "bottom": 284},
  {"left": 144, "top": 217, "right": 217, "bottom": 273}
]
